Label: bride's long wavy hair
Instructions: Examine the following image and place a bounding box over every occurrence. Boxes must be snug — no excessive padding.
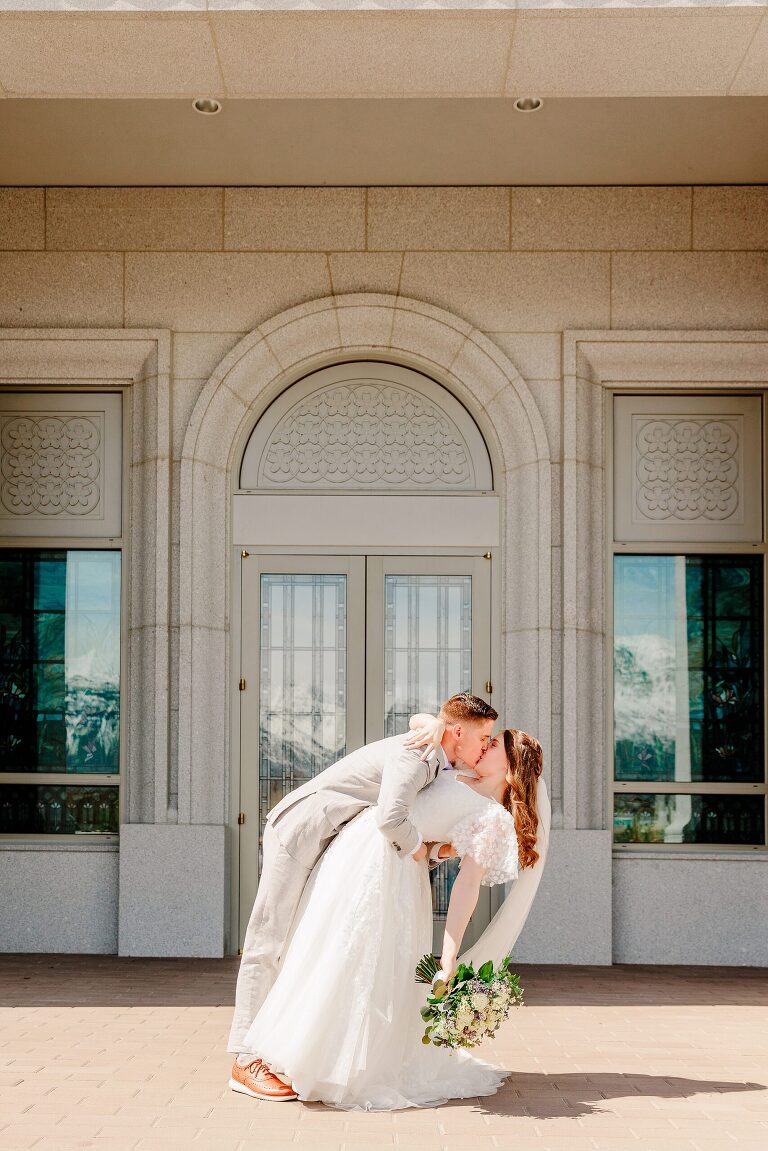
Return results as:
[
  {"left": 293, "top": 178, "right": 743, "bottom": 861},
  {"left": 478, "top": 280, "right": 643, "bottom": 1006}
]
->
[{"left": 501, "top": 729, "right": 543, "bottom": 870}]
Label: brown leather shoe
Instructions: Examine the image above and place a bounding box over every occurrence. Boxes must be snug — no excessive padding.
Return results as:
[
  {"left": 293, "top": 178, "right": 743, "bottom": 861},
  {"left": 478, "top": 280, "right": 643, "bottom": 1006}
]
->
[{"left": 229, "top": 1057, "right": 298, "bottom": 1101}]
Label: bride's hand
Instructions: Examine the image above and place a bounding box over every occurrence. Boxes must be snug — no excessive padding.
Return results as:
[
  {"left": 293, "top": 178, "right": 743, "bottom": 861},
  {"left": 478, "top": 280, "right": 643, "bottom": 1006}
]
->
[
  {"left": 437, "top": 958, "right": 456, "bottom": 985},
  {"left": 404, "top": 713, "right": 446, "bottom": 763}
]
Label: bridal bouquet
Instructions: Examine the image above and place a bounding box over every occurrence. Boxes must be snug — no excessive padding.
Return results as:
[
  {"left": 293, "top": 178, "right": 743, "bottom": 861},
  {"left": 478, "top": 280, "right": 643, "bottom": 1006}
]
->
[{"left": 415, "top": 953, "right": 524, "bottom": 1050}]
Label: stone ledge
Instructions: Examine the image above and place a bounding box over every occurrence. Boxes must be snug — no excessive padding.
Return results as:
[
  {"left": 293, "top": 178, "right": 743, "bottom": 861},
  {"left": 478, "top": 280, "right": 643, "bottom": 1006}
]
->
[{"left": 0, "top": 839, "right": 119, "bottom": 851}]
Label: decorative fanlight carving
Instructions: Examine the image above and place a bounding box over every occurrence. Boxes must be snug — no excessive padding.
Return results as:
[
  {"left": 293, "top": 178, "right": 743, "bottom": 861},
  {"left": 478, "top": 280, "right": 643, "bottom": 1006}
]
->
[{"left": 241, "top": 365, "right": 492, "bottom": 492}]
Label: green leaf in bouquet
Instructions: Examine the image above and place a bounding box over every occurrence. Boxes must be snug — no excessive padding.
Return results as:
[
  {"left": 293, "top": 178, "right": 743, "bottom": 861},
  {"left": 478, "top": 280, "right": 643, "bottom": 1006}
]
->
[
  {"left": 420, "top": 1004, "right": 436, "bottom": 1021},
  {"left": 431, "top": 975, "right": 448, "bottom": 1000},
  {"left": 478, "top": 960, "right": 494, "bottom": 983},
  {"left": 422, "top": 1027, "right": 433, "bottom": 1045},
  {"left": 453, "top": 962, "right": 474, "bottom": 984}
]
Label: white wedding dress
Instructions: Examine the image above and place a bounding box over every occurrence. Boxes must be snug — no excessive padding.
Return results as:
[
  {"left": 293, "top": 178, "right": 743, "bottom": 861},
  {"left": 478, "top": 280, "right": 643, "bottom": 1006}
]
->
[{"left": 241, "top": 768, "right": 526, "bottom": 1111}]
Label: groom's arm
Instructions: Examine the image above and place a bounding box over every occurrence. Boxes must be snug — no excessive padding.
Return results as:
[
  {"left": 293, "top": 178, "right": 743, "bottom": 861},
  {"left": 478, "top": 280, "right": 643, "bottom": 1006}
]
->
[{"left": 374, "top": 743, "right": 431, "bottom": 859}]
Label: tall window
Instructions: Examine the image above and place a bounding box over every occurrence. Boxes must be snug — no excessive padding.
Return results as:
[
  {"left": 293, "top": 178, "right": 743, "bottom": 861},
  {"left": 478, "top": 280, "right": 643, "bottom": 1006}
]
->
[
  {"left": 613, "top": 554, "right": 764, "bottom": 845},
  {"left": 0, "top": 549, "right": 121, "bottom": 836},
  {"left": 612, "top": 394, "right": 766, "bottom": 848}
]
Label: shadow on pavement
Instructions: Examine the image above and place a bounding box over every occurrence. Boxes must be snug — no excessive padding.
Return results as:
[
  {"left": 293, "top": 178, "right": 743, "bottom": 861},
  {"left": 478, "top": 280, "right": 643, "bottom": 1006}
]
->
[{"left": 479, "top": 1072, "right": 768, "bottom": 1119}]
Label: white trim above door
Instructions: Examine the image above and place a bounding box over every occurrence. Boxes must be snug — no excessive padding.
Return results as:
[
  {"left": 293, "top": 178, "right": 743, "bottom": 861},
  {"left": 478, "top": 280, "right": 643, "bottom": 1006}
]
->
[{"left": 232, "top": 493, "right": 500, "bottom": 549}]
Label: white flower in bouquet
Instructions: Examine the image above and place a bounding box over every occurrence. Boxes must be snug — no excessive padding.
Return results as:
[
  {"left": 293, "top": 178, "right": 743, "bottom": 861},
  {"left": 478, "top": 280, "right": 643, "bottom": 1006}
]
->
[{"left": 415, "top": 953, "right": 524, "bottom": 1051}]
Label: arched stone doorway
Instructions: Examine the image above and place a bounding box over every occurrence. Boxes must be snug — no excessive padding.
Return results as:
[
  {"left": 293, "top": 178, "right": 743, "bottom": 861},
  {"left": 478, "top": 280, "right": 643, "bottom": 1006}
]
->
[
  {"left": 177, "top": 293, "right": 551, "bottom": 954},
  {"left": 235, "top": 358, "right": 499, "bottom": 948}
]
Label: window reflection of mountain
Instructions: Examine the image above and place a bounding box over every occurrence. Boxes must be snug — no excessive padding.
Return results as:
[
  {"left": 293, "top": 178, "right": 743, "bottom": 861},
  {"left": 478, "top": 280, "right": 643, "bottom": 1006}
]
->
[
  {"left": 614, "top": 622, "right": 760, "bottom": 784},
  {"left": 386, "top": 705, "right": 441, "bottom": 740},
  {"left": 1, "top": 633, "right": 120, "bottom": 773},
  {"left": 65, "top": 680, "right": 120, "bottom": 770},
  {"left": 259, "top": 724, "right": 346, "bottom": 816},
  {"left": 614, "top": 634, "right": 676, "bottom": 782}
]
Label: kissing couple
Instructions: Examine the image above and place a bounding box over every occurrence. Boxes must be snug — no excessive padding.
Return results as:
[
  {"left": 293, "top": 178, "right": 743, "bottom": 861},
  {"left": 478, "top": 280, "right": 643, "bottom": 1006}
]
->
[{"left": 226, "top": 692, "right": 550, "bottom": 1111}]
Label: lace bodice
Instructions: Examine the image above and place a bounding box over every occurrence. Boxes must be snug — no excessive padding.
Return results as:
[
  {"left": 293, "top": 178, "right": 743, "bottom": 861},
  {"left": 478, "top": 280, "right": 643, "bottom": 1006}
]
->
[{"left": 412, "top": 769, "right": 519, "bottom": 887}]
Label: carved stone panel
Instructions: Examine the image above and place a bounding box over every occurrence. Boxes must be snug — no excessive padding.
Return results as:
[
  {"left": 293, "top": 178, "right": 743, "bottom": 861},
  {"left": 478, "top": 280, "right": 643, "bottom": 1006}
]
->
[
  {"left": 0, "top": 392, "right": 122, "bottom": 537},
  {"left": 614, "top": 395, "right": 763, "bottom": 542},
  {"left": 240, "top": 361, "right": 493, "bottom": 491}
]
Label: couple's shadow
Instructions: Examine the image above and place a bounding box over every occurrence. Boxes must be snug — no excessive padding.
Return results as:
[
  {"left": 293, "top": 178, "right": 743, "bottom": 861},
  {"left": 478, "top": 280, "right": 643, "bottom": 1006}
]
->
[
  {"left": 474, "top": 1071, "right": 767, "bottom": 1118},
  {"left": 308, "top": 1073, "right": 767, "bottom": 1117}
]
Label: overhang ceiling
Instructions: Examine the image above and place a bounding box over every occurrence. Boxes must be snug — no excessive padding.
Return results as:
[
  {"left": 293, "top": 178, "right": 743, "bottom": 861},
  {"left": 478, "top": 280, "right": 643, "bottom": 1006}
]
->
[
  {"left": 0, "top": 5, "right": 766, "bottom": 186},
  {"left": 2, "top": 96, "right": 767, "bottom": 185}
]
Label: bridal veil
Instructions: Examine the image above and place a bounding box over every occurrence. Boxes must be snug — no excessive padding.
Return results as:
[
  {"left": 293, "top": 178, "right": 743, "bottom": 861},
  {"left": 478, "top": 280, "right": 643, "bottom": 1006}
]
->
[{"left": 458, "top": 773, "right": 551, "bottom": 969}]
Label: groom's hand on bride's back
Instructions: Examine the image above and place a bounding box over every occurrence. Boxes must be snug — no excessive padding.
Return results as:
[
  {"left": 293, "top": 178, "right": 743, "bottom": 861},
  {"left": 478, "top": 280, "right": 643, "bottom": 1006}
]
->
[
  {"left": 425, "top": 842, "right": 457, "bottom": 870},
  {"left": 415, "top": 841, "right": 456, "bottom": 864}
]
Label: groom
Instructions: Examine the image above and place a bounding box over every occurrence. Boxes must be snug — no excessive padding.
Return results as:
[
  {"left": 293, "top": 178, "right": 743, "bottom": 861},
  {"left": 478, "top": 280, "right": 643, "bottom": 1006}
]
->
[{"left": 227, "top": 691, "right": 498, "bottom": 1101}]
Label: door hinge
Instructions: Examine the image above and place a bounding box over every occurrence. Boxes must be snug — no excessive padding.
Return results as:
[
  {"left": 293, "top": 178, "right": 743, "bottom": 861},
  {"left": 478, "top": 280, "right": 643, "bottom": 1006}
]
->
[
  {"left": 241, "top": 550, "right": 250, "bottom": 559},
  {"left": 239, "top": 677, "right": 246, "bottom": 691},
  {"left": 485, "top": 680, "right": 493, "bottom": 694},
  {"left": 238, "top": 812, "right": 246, "bottom": 825},
  {"left": 238, "top": 948, "right": 243, "bottom": 956}
]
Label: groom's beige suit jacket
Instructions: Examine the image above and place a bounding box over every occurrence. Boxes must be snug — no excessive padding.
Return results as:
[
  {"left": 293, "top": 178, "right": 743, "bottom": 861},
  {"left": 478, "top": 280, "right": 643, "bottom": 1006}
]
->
[{"left": 266, "top": 734, "right": 441, "bottom": 869}]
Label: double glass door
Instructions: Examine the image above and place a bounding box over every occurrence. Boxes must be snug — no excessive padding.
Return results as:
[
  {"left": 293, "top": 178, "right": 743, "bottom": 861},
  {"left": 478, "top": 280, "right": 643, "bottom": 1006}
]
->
[{"left": 238, "top": 553, "right": 493, "bottom": 952}]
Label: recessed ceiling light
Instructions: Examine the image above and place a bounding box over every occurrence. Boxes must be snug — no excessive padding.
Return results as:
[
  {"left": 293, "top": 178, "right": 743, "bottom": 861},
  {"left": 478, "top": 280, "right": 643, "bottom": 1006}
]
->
[
  {"left": 514, "top": 97, "right": 543, "bottom": 112},
  {"left": 193, "top": 98, "right": 222, "bottom": 115}
]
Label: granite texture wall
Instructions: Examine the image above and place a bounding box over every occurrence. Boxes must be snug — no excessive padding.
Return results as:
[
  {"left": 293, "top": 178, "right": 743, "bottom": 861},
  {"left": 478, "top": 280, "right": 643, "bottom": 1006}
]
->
[{"left": 0, "top": 843, "right": 118, "bottom": 954}]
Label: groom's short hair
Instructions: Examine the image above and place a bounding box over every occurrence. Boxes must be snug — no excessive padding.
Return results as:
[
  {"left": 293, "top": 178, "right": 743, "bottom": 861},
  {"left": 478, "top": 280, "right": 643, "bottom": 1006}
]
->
[{"left": 439, "top": 693, "right": 498, "bottom": 725}]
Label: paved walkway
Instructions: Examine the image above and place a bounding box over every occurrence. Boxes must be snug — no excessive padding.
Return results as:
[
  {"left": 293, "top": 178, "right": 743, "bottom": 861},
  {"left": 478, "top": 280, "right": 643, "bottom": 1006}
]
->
[{"left": 1, "top": 957, "right": 767, "bottom": 1150}]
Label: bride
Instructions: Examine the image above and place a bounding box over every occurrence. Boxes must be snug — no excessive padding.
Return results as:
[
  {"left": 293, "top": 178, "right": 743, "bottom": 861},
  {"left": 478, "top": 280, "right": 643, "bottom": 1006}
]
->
[{"left": 239, "top": 718, "right": 550, "bottom": 1111}]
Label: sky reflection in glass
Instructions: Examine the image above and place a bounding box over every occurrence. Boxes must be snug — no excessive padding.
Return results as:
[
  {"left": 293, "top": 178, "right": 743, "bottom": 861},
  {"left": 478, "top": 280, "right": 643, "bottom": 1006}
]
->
[
  {"left": 0, "top": 550, "right": 121, "bottom": 774},
  {"left": 614, "top": 555, "right": 763, "bottom": 785}
]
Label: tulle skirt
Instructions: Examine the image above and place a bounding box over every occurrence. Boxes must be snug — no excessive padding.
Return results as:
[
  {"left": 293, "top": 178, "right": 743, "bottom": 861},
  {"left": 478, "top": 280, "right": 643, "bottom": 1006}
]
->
[{"left": 241, "top": 806, "right": 508, "bottom": 1111}]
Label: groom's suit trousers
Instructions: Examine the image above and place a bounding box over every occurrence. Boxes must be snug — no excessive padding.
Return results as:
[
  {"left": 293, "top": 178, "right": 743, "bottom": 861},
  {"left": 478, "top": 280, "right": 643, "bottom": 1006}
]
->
[{"left": 226, "top": 822, "right": 312, "bottom": 1054}]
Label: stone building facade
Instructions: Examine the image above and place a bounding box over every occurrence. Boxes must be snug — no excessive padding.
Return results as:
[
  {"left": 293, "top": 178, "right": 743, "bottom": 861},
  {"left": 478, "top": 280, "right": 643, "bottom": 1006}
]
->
[{"left": 0, "top": 180, "right": 766, "bottom": 964}]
